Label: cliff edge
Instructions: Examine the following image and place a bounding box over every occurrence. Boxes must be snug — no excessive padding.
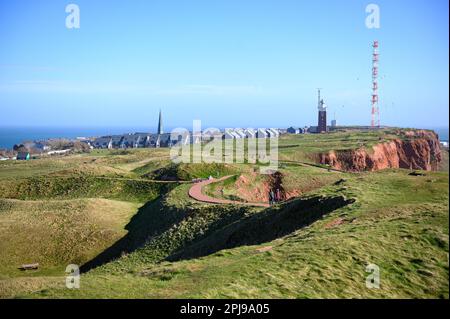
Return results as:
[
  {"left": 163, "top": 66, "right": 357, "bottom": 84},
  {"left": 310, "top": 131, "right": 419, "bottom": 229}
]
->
[{"left": 317, "top": 130, "right": 442, "bottom": 172}]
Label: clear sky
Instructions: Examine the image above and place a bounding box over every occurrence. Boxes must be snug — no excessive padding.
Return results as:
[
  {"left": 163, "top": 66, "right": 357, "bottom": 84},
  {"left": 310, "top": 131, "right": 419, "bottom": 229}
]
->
[{"left": 0, "top": 0, "right": 448, "bottom": 130}]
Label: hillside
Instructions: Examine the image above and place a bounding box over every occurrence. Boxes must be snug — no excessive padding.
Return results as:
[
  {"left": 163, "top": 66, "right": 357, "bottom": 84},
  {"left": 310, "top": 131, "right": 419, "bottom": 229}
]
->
[
  {"left": 0, "top": 129, "right": 448, "bottom": 299},
  {"left": 279, "top": 128, "right": 442, "bottom": 171}
]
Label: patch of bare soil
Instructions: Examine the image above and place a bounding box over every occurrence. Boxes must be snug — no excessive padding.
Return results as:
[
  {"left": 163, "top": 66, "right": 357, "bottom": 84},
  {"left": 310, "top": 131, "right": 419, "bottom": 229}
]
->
[
  {"left": 324, "top": 217, "right": 345, "bottom": 229},
  {"left": 234, "top": 171, "right": 301, "bottom": 203},
  {"left": 256, "top": 246, "right": 273, "bottom": 253}
]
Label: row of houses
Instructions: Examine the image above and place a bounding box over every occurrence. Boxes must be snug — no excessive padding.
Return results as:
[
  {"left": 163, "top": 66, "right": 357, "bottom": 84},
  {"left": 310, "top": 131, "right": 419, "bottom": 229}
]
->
[
  {"left": 14, "top": 140, "right": 51, "bottom": 153},
  {"left": 286, "top": 121, "right": 339, "bottom": 134},
  {"left": 91, "top": 128, "right": 283, "bottom": 150},
  {"left": 0, "top": 152, "right": 31, "bottom": 161},
  {"left": 286, "top": 126, "right": 330, "bottom": 134},
  {"left": 2, "top": 149, "right": 74, "bottom": 161},
  {"left": 223, "top": 128, "right": 279, "bottom": 139},
  {"left": 91, "top": 133, "right": 176, "bottom": 149}
]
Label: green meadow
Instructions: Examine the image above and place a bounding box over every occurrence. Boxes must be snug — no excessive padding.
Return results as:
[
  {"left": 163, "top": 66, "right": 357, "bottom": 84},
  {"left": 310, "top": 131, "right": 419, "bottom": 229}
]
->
[{"left": 0, "top": 130, "right": 448, "bottom": 298}]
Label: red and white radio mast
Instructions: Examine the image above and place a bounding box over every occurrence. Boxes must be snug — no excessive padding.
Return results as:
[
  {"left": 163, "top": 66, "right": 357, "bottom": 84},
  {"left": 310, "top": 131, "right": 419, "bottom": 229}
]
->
[{"left": 371, "top": 40, "right": 380, "bottom": 127}]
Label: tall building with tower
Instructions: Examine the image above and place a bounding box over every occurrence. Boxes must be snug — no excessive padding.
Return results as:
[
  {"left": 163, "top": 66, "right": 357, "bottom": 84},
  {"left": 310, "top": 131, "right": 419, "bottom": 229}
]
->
[{"left": 317, "top": 89, "right": 327, "bottom": 133}]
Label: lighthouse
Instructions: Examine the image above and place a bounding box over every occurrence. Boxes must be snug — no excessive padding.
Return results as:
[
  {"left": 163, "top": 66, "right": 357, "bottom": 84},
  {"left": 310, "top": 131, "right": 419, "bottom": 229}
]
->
[{"left": 317, "top": 89, "right": 327, "bottom": 133}]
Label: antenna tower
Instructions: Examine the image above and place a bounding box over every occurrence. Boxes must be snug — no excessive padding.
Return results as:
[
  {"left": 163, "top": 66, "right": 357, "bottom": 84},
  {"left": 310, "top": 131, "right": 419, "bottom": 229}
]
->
[{"left": 371, "top": 40, "right": 380, "bottom": 127}]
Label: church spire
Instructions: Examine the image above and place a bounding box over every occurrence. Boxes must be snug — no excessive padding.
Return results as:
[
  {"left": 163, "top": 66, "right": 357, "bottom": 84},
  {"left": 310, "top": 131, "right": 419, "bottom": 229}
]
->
[{"left": 157, "top": 109, "right": 163, "bottom": 135}]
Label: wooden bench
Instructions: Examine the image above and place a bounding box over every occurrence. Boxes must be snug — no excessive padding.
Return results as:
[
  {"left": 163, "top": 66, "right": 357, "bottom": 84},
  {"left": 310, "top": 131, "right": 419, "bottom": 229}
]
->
[{"left": 18, "top": 263, "right": 39, "bottom": 271}]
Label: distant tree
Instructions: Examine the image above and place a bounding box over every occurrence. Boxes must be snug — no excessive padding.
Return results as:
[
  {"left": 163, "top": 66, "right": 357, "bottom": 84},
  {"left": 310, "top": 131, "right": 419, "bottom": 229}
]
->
[
  {"left": 44, "top": 139, "right": 91, "bottom": 153},
  {"left": 47, "top": 139, "right": 71, "bottom": 150},
  {"left": 29, "top": 146, "right": 43, "bottom": 154},
  {"left": 13, "top": 144, "right": 28, "bottom": 153},
  {"left": 72, "top": 141, "right": 91, "bottom": 153}
]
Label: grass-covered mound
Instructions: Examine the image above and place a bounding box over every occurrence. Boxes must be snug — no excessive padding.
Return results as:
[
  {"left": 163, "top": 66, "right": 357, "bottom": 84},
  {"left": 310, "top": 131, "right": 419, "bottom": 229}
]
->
[
  {"left": 144, "top": 162, "right": 240, "bottom": 181},
  {"left": 0, "top": 149, "right": 177, "bottom": 298},
  {"left": 0, "top": 176, "right": 168, "bottom": 202},
  {"left": 0, "top": 132, "right": 448, "bottom": 299},
  {"left": 203, "top": 163, "right": 347, "bottom": 203},
  {"left": 6, "top": 167, "right": 446, "bottom": 299},
  {"left": 0, "top": 198, "right": 140, "bottom": 279}
]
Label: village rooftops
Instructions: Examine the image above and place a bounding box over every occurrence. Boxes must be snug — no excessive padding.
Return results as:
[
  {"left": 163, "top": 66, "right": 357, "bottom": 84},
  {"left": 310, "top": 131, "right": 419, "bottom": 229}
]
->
[
  {"left": 16, "top": 152, "right": 30, "bottom": 160},
  {"left": 91, "top": 132, "right": 175, "bottom": 149}
]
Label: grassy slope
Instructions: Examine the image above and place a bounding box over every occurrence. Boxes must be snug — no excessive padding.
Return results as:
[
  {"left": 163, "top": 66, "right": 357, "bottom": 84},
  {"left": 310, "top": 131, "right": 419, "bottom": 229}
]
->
[
  {"left": 0, "top": 198, "right": 140, "bottom": 278},
  {"left": 0, "top": 133, "right": 448, "bottom": 299},
  {"left": 276, "top": 128, "right": 431, "bottom": 162},
  {"left": 439, "top": 148, "right": 449, "bottom": 172},
  {"left": 0, "top": 149, "right": 175, "bottom": 298},
  {"left": 0, "top": 149, "right": 174, "bottom": 203},
  {"left": 204, "top": 163, "right": 346, "bottom": 202},
  {"left": 14, "top": 169, "right": 448, "bottom": 299}
]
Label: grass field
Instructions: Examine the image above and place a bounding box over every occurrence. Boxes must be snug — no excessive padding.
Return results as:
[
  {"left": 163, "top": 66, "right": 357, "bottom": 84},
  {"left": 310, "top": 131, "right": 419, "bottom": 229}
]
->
[
  {"left": 0, "top": 130, "right": 448, "bottom": 299},
  {"left": 203, "top": 163, "right": 347, "bottom": 203},
  {"left": 0, "top": 198, "right": 140, "bottom": 278}
]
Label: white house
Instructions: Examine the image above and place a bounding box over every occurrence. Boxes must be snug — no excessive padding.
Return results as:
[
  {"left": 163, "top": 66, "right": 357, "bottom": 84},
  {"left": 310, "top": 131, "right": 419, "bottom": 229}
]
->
[
  {"left": 257, "top": 129, "right": 268, "bottom": 139},
  {"left": 47, "top": 149, "right": 71, "bottom": 155},
  {"left": 287, "top": 127, "right": 300, "bottom": 134},
  {"left": 224, "top": 129, "right": 239, "bottom": 139},
  {"left": 234, "top": 129, "right": 247, "bottom": 139},
  {"left": 267, "top": 128, "right": 279, "bottom": 138},
  {"left": 244, "top": 128, "right": 256, "bottom": 138}
]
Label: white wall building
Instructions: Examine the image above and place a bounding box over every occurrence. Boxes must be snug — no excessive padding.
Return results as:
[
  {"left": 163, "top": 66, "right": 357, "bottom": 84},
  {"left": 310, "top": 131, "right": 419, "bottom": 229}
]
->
[{"left": 257, "top": 129, "right": 268, "bottom": 139}]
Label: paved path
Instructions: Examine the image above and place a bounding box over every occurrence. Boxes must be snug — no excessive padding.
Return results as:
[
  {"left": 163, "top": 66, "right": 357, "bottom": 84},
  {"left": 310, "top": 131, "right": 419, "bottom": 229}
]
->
[{"left": 188, "top": 175, "right": 270, "bottom": 207}]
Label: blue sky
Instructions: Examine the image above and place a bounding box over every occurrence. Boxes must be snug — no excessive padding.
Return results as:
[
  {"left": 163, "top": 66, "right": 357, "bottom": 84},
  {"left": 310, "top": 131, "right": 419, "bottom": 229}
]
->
[{"left": 0, "top": 0, "right": 448, "bottom": 130}]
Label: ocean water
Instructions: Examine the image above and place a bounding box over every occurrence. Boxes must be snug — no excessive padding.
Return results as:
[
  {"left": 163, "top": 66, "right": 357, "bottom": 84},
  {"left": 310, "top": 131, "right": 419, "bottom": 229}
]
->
[{"left": 430, "top": 127, "right": 449, "bottom": 142}]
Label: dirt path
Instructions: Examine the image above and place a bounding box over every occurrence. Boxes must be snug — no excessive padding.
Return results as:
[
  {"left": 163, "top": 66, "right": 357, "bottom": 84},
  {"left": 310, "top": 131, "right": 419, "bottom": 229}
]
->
[{"left": 188, "top": 176, "right": 270, "bottom": 207}]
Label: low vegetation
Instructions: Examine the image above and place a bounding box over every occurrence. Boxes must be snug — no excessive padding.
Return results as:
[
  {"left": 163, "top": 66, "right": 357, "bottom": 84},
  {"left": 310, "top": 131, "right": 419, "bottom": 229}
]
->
[
  {"left": 0, "top": 130, "right": 448, "bottom": 299},
  {"left": 0, "top": 198, "right": 140, "bottom": 279}
]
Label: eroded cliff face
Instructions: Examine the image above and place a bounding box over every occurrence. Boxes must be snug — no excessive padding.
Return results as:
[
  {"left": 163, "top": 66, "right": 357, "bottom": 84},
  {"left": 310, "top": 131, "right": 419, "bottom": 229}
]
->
[{"left": 317, "top": 130, "right": 442, "bottom": 172}]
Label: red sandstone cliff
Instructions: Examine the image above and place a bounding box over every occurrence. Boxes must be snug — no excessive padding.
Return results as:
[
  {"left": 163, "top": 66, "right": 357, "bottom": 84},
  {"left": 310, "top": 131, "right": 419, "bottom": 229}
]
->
[{"left": 317, "top": 130, "right": 442, "bottom": 172}]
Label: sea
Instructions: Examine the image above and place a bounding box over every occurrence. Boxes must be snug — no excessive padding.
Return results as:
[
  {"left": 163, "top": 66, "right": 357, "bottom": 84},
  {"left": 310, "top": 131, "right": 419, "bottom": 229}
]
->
[
  {"left": 432, "top": 127, "right": 449, "bottom": 142},
  {"left": 0, "top": 126, "right": 448, "bottom": 150}
]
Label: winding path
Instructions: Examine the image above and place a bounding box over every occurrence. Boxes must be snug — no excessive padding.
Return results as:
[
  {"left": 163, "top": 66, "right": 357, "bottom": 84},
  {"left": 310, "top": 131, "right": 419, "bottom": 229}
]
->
[
  {"left": 188, "top": 176, "right": 269, "bottom": 207},
  {"left": 188, "top": 159, "right": 345, "bottom": 207}
]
